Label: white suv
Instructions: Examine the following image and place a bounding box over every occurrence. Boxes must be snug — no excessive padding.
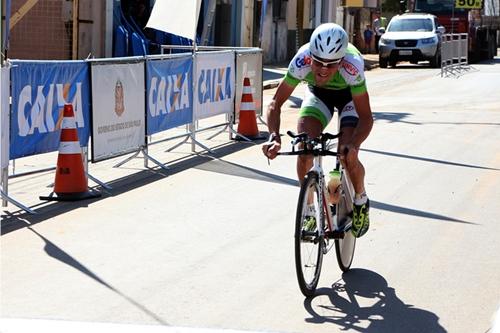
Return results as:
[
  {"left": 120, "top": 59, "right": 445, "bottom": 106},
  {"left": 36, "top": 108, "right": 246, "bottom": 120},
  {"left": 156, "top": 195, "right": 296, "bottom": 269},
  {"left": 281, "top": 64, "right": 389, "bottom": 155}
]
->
[{"left": 378, "top": 13, "right": 445, "bottom": 68}]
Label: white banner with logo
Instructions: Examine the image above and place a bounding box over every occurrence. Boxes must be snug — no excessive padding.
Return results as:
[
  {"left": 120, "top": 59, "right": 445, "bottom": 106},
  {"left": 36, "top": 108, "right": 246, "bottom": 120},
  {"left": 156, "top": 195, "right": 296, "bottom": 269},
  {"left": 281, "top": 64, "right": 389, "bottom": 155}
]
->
[
  {"left": 1, "top": 66, "right": 9, "bottom": 168},
  {"left": 235, "top": 50, "right": 263, "bottom": 120},
  {"left": 91, "top": 60, "right": 146, "bottom": 162},
  {"left": 194, "top": 51, "right": 235, "bottom": 120}
]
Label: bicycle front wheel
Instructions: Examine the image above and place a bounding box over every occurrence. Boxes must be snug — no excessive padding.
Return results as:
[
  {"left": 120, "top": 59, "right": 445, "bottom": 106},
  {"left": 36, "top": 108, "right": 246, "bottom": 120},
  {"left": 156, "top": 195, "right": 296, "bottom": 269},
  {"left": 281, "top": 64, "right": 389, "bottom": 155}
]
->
[
  {"left": 335, "top": 173, "right": 356, "bottom": 272},
  {"left": 295, "top": 171, "right": 324, "bottom": 297}
]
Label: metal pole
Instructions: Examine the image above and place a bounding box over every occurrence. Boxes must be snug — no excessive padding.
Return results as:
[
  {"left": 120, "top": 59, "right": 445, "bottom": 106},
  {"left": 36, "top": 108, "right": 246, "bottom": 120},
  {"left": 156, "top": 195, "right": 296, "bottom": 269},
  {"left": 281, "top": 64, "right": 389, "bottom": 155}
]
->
[{"left": 452, "top": 1, "right": 455, "bottom": 34}]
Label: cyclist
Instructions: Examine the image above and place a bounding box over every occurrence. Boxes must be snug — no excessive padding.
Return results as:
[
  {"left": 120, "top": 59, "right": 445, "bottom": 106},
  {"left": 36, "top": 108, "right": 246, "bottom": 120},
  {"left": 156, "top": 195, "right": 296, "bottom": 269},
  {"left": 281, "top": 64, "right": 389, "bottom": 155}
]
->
[{"left": 262, "top": 23, "right": 373, "bottom": 238}]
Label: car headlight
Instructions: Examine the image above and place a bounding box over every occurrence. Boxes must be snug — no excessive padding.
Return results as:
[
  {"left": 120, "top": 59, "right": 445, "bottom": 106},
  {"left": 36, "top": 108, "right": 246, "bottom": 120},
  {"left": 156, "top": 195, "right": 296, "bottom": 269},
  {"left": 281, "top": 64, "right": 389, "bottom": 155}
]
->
[
  {"left": 421, "top": 37, "right": 437, "bottom": 44},
  {"left": 380, "top": 38, "right": 393, "bottom": 45}
]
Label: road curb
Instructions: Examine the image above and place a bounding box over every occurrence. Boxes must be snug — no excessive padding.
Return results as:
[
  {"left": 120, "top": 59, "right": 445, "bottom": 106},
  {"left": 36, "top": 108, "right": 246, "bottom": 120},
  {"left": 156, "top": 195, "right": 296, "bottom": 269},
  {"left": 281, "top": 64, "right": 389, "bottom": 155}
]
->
[{"left": 263, "top": 80, "right": 280, "bottom": 90}]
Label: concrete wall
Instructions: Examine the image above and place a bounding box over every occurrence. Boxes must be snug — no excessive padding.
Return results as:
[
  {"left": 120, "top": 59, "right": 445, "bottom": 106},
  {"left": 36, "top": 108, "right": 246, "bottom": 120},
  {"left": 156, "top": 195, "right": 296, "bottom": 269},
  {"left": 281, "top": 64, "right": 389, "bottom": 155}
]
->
[
  {"left": 78, "top": 0, "right": 106, "bottom": 59},
  {"left": 261, "top": 0, "right": 288, "bottom": 64},
  {"left": 240, "top": 0, "right": 254, "bottom": 47},
  {"left": 284, "top": 0, "right": 346, "bottom": 61}
]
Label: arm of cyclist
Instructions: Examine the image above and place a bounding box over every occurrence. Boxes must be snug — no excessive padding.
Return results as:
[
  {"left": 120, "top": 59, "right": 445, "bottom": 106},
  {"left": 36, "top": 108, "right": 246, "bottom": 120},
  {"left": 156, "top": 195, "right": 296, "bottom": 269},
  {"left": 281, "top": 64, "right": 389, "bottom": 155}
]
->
[
  {"left": 262, "top": 80, "right": 296, "bottom": 160},
  {"left": 340, "top": 91, "right": 373, "bottom": 165}
]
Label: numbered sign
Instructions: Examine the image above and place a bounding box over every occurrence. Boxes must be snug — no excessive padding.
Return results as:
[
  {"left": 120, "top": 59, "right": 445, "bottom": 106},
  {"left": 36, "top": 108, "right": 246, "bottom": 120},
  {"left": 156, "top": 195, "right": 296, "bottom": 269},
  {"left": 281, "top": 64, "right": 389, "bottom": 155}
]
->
[{"left": 455, "top": 0, "right": 482, "bottom": 9}]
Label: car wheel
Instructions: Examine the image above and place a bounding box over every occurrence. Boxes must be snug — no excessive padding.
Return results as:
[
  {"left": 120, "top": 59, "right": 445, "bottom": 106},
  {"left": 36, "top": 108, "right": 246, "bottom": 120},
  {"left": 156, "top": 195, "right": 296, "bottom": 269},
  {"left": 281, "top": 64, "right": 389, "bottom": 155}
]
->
[
  {"left": 379, "top": 56, "right": 388, "bottom": 68},
  {"left": 430, "top": 50, "right": 441, "bottom": 68},
  {"left": 389, "top": 60, "right": 397, "bottom": 68}
]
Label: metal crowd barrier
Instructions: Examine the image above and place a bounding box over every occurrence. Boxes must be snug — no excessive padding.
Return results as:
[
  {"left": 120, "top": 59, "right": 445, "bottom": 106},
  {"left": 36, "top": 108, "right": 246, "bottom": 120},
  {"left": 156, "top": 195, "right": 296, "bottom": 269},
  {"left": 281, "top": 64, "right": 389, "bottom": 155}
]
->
[
  {"left": 441, "top": 33, "right": 470, "bottom": 78},
  {"left": 1, "top": 47, "right": 263, "bottom": 214}
]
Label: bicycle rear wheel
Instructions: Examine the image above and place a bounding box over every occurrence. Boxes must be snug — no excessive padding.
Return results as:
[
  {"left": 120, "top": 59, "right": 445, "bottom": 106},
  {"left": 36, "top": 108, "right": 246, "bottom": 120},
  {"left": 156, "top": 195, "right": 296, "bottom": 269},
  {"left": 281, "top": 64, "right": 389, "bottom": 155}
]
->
[
  {"left": 295, "top": 171, "right": 324, "bottom": 297},
  {"left": 335, "top": 172, "right": 356, "bottom": 272}
]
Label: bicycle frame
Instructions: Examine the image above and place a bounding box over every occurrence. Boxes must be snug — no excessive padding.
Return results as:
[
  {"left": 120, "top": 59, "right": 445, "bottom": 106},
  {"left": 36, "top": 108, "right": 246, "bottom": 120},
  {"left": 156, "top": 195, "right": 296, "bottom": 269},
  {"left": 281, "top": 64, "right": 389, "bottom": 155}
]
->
[
  {"left": 309, "top": 154, "right": 335, "bottom": 236},
  {"left": 277, "top": 131, "right": 358, "bottom": 295},
  {"left": 280, "top": 130, "right": 353, "bottom": 237},
  {"left": 312, "top": 153, "right": 354, "bottom": 244}
]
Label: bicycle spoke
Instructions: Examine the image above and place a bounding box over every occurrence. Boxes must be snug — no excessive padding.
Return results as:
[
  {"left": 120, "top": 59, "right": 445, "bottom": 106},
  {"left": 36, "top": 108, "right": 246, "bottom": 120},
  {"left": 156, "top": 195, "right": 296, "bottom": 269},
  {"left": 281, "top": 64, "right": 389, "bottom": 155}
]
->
[{"left": 295, "top": 172, "right": 324, "bottom": 297}]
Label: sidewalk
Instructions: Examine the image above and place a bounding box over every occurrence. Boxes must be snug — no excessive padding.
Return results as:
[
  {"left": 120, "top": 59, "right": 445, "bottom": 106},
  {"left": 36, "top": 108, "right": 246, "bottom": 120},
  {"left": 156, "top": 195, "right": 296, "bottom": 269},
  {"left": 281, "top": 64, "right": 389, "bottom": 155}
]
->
[{"left": 263, "top": 53, "right": 379, "bottom": 90}]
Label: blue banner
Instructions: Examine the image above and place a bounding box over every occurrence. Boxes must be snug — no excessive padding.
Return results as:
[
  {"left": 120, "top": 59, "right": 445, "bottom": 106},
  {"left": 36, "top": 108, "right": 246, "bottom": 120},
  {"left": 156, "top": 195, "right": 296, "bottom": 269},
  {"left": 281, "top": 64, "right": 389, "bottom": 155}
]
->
[
  {"left": 146, "top": 56, "right": 193, "bottom": 135},
  {"left": 10, "top": 61, "right": 91, "bottom": 159}
]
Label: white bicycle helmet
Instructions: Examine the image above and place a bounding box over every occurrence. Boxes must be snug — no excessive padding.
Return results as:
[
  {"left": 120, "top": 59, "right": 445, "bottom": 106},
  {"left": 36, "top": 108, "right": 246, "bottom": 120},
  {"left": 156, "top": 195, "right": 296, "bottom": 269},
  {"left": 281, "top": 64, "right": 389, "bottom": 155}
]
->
[{"left": 309, "top": 23, "right": 348, "bottom": 61}]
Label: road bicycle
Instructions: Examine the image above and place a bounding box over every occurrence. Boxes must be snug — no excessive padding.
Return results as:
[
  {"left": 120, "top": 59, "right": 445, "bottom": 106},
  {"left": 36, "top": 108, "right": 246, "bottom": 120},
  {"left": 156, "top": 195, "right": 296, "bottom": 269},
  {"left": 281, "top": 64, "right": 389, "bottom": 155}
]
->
[{"left": 278, "top": 130, "right": 356, "bottom": 297}]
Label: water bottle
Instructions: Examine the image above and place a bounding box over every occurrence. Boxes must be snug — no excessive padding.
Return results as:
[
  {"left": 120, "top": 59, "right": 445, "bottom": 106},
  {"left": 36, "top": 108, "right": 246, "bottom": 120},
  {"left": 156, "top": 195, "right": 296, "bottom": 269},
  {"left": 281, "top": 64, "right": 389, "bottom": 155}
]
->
[{"left": 327, "top": 170, "right": 341, "bottom": 204}]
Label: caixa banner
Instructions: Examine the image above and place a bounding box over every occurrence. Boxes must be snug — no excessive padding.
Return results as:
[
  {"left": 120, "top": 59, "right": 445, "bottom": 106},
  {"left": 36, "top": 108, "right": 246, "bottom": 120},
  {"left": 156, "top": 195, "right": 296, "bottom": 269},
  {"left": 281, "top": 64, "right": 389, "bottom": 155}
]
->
[
  {"left": 194, "top": 51, "right": 235, "bottom": 120},
  {"left": 10, "top": 60, "right": 91, "bottom": 159},
  {"left": 146, "top": 54, "right": 193, "bottom": 135}
]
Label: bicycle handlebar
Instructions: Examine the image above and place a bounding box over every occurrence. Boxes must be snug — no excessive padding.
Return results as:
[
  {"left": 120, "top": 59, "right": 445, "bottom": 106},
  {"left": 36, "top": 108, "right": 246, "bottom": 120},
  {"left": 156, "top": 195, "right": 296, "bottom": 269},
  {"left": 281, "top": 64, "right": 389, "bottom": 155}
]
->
[
  {"left": 277, "top": 131, "right": 341, "bottom": 157},
  {"left": 286, "top": 130, "right": 340, "bottom": 143}
]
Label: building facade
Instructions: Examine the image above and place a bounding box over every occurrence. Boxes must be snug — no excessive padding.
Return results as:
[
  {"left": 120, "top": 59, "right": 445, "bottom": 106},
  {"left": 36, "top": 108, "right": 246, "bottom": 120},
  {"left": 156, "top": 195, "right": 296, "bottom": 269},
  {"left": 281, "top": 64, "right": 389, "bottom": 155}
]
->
[{"left": 1, "top": 0, "right": 380, "bottom": 63}]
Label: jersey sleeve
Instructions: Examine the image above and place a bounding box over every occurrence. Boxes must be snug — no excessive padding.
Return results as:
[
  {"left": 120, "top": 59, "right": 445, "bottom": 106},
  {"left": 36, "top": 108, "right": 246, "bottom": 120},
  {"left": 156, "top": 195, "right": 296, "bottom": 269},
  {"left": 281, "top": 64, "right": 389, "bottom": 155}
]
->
[
  {"left": 283, "top": 44, "right": 312, "bottom": 87},
  {"left": 283, "top": 72, "right": 301, "bottom": 87},
  {"left": 340, "top": 50, "right": 367, "bottom": 95}
]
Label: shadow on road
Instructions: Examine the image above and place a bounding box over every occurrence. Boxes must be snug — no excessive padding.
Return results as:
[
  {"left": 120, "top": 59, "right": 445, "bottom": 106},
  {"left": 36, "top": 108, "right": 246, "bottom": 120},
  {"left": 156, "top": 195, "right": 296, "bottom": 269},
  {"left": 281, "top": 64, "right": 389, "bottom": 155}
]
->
[
  {"left": 287, "top": 95, "right": 303, "bottom": 109},
  {"left": 373, "top": 111, "right": 500, "bottom": 127},
  {"left": 1, "top": 138, "right": 270, "bottom": 235},
  {"left": 362, "top": 148, "right": 499, "bottom": 171},
  {"left": 370, "top": 200, "right": 476, "bottom": 225},
  {"left": 195, "top": 156, "right": 299, "bottom": 187},
  {"left": 372, "top": 112, "right": 419, "bottom": 124},
  {"left": 27, "top": 227, "right": 169, "bottom": 325},
  {"left": 303, "top": 268, "right": 447, "bottom": 332}
]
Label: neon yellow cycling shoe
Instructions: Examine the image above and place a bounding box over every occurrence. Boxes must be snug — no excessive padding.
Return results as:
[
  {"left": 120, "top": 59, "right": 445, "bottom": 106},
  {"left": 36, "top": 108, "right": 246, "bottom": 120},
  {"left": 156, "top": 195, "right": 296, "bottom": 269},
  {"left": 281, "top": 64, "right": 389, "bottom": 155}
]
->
[
  {"left": 351, "top": 199, "right": 370, "bottom": 238},
  {"left": 303, "top": 216, "right": 317, "bottom": 232}
]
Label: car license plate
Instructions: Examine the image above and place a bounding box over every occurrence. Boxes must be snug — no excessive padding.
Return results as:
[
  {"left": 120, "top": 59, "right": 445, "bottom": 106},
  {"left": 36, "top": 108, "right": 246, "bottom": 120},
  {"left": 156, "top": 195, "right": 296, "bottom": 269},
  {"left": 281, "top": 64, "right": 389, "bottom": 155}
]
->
[{"left": 399, "top": 50, "right": 412, "bottom": 55}]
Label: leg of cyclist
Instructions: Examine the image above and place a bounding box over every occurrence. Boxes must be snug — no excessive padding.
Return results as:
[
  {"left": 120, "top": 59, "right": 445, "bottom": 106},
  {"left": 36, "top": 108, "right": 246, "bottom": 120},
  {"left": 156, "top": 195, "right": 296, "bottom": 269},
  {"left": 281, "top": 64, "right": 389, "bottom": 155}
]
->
[
  {"left": 296, "top": 116, "right": 323, "bottom": 231},
  {"left": 338, "top": 126, "right": 366, "bottom": 194},
  {"left": 296, "top": 88, "right": 332, "bottom": 183},
  {"left": 339, "top": 102, "right": 370, "bottom": 238},
  {"left": 296, "top": 116, "right": 323, "bottom": 183},
  {"left": 296, "top": 88, "right": 335, "bottom": 229}
]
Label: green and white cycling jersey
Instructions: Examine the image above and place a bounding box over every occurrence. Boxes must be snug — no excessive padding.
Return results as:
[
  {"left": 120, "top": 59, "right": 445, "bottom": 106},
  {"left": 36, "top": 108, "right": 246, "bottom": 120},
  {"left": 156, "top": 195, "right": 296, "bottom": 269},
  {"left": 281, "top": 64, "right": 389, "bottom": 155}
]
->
[
  {"left": 284, "top": 43, "right": 367, "bottom": 128},
  {"left": 284, "top": 43, "right": 367, "bottom": 95}
]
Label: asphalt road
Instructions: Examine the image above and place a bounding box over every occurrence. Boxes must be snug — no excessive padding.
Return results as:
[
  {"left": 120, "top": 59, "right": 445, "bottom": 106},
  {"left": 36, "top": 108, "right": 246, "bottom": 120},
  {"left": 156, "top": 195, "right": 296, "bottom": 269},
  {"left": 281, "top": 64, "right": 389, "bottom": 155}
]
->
[{"left": 2, "top": 58, "right": 500, "bottom": 333}]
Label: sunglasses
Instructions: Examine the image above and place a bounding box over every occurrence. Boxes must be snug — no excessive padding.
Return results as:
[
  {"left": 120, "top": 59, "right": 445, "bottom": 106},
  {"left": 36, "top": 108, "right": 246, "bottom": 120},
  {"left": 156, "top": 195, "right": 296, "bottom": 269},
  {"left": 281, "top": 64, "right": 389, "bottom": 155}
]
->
[{"left": 311, "top": 55, "right": 343, "bottom": 68}]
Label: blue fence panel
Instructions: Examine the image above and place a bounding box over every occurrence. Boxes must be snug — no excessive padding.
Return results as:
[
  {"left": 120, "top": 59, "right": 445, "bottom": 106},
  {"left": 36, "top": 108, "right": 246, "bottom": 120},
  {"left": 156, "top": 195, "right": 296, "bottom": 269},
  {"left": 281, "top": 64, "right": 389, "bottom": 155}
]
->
[
  {"left": 10, "top": 61, "right": 91, "bottom": 159},
  {"left": 131, "top": 32, "right": 147, "bottom": 56},
  {"left": 114, "top": 25, "right": 129, "bottom": 57},
  {"left": 146, "top": 56, "right": 193, "bottom": 135}
]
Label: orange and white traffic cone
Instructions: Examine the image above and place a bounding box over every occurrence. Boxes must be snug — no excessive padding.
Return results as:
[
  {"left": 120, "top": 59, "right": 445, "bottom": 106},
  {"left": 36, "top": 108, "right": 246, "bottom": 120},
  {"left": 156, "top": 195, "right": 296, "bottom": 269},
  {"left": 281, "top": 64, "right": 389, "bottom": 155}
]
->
[
  {"left": 236, "top": 77, "right": 263, "bottom": 140},
  {"left": 40, "top": 104, "right": 100, "bottom": 201}
]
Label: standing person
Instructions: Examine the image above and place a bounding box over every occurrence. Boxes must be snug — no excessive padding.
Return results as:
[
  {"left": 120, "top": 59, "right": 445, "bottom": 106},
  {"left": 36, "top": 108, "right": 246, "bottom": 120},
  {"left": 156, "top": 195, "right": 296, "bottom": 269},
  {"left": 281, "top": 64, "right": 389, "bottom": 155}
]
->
[
  {"left": 373, "top": 11, "right": 388, "bottom": 53},
  {"left": 363, "top": 24, "right": 374, "bottom": 53},
  {"left": 262, "top": 23, "right": 374, "bottom": 238}
]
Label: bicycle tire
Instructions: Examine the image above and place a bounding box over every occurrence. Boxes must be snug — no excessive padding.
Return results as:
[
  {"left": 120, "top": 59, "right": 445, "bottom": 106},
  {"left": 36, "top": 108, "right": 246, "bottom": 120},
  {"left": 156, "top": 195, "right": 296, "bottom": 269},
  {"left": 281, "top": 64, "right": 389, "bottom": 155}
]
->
[
  {"left": 335, "top": 172, "right": 356, "bottom": 272},
  {"left": 295, "top": 171, "right": 324, "bottom": 297}
]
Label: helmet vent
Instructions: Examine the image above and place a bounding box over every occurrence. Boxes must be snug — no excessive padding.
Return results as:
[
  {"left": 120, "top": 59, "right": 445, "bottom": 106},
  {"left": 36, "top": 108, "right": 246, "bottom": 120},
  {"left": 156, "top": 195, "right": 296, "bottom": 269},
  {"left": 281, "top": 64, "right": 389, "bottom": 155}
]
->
[{"left": 309, "top": 23, "right": 347, "bottom": 61}]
